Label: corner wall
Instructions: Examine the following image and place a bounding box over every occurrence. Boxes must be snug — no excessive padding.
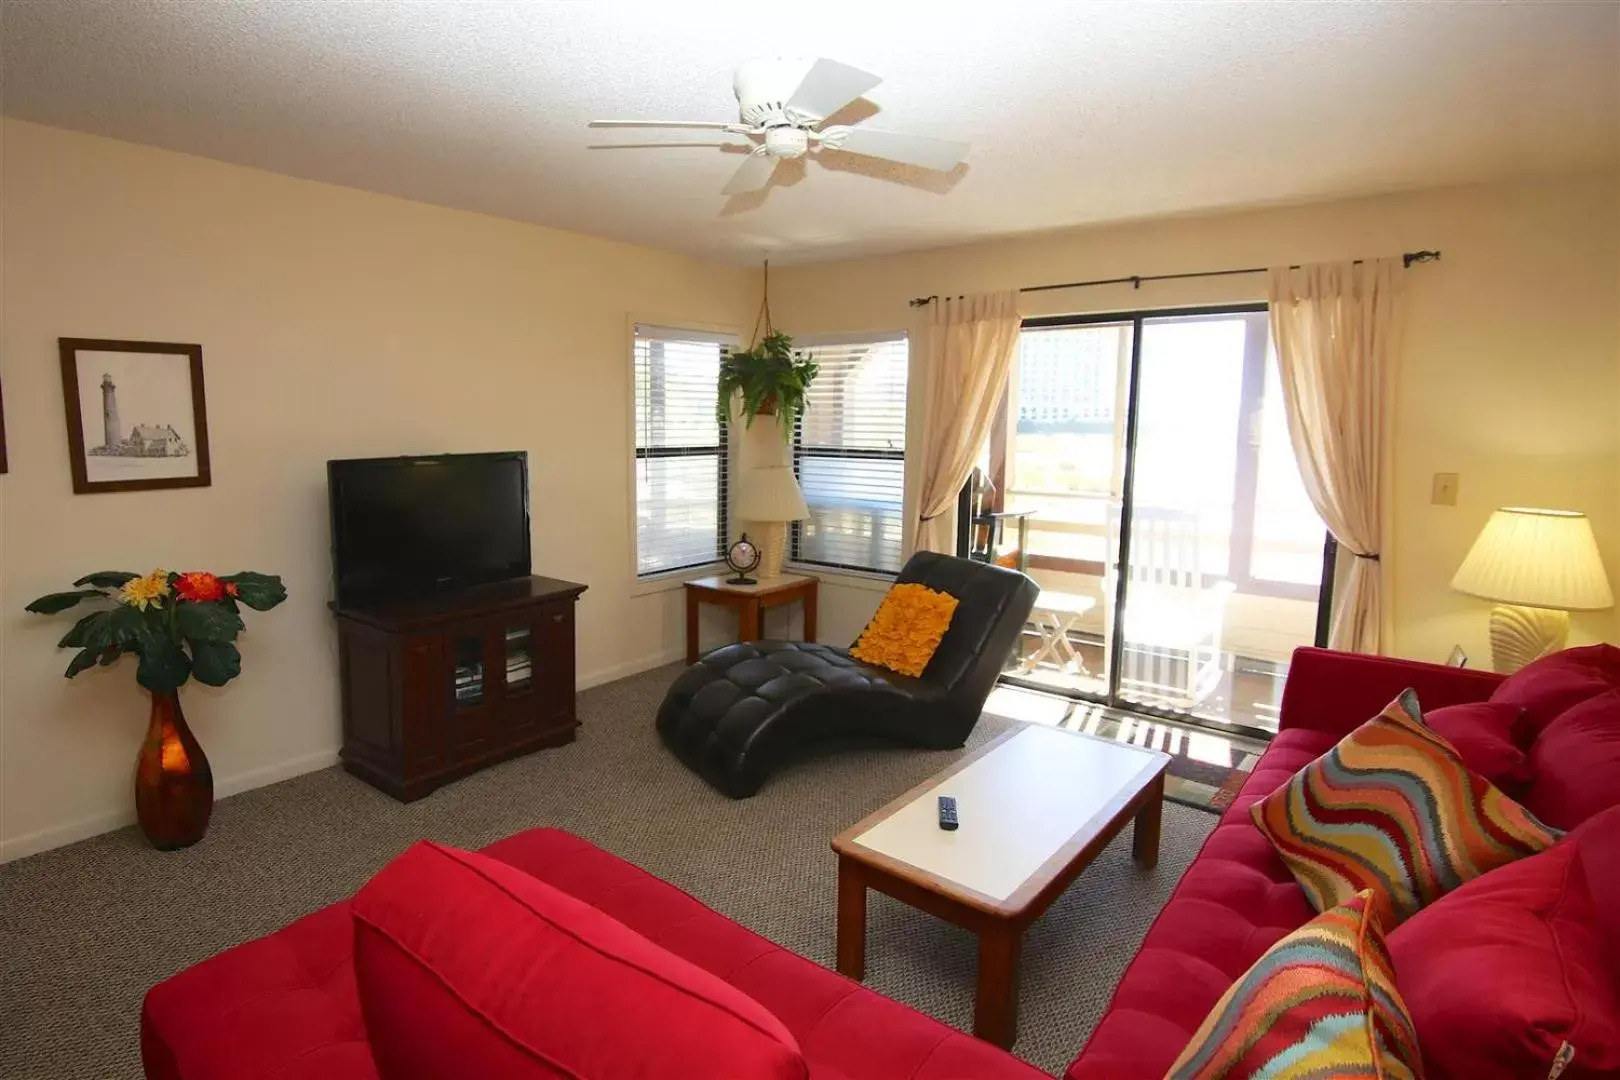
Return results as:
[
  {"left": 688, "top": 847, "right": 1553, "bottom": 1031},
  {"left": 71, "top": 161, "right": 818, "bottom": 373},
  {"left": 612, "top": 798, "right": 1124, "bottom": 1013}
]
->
[
  {"left": 774, "top": 173, "right": 1620, "bottom": 664},
  {"left": 0, "top": 121, "right": 756, "bottom": 860}
]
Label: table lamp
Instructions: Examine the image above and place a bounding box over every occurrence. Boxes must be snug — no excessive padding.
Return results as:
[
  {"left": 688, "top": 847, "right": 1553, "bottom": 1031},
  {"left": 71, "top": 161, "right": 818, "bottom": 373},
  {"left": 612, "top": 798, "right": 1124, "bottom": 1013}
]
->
[
  {"left": 736, "top": 464, "right": 810, "bottom": 579},
  {"left": 1450, "top": 507, "right": 1614, "bottom": 673}
]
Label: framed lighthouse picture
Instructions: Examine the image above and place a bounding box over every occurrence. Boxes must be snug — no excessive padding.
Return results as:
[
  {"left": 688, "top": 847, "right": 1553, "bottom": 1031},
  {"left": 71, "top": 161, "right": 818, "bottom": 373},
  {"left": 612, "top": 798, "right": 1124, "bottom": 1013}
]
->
[{"left": 59, "top": 338, "right": 211, "bottom": 495}]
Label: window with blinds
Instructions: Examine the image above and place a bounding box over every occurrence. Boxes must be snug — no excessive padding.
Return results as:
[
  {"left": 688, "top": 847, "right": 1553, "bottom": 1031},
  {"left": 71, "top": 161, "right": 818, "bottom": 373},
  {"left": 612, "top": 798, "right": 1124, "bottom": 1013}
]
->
[
  {"left": 792, "top": 334, "right": 909, "bottom": 573},
  {"left": 633, "top": 325, "right": 734, "bottom": 577}
]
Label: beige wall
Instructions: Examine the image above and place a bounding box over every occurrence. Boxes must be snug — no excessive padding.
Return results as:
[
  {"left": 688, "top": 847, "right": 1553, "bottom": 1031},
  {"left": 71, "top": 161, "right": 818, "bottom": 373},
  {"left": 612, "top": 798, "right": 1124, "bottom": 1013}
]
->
[
  {"left": 3, "top": 119, "right": 1616, "bottom": 861},
  {"left": 0, "top": 121, "right": 757, "bottom": 860},
  {"left": 775, "top": 173, "right": 1620, "bottom": 666}
]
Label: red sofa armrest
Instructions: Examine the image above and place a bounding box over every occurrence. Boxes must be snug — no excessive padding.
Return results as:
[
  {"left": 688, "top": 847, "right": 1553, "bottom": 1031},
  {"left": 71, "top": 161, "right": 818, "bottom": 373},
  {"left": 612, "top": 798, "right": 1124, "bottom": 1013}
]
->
[{"left": 1278, "top": 647, "right": 1503, "bottom": 739}]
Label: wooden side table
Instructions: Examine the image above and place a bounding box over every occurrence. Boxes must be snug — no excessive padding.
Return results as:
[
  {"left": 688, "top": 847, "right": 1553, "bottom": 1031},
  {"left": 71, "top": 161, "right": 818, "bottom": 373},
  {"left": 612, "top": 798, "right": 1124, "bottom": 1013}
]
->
[{"left": 684, "top": 574, "right": 818, "bottom": 664}]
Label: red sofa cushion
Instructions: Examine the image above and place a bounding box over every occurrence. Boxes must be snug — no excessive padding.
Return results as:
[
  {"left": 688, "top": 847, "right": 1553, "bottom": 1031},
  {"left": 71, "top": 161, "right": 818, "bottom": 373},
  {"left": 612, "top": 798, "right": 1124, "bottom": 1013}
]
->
[
  {"left": 1424, "top": 701, "right": 1533, "bottom": 793},
  {"left": 1386, "top": 807, "right": 1620, "bottom": 1080},
  {"left": 478, "top": 830, "right": 1047, "bottom": 1080},
  {"left": 350, "top": 841, "right": 805, "bottom": 1080},
  {"left": 1490, "top": 644, "right": 1620, "bottom": 739},
  {"left": 141, "top": 904, "right": 372, "bottom": 1080},
  {"left": 1524, "top": 687, "right": 1620, "bottom": 830}
]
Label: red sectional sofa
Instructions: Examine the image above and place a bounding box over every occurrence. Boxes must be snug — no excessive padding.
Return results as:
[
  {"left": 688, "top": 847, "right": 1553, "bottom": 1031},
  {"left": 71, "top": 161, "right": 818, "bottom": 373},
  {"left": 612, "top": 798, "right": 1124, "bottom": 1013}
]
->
[
  {"left": 1067, "top": 644, "right": 1620, "bottom": 1080},
  {"left": 144, "top": 645, "right": 1620, "bottom": 1079},
  {"left": 141, "top": 826, "right": 1046, "bottom": 1080}
]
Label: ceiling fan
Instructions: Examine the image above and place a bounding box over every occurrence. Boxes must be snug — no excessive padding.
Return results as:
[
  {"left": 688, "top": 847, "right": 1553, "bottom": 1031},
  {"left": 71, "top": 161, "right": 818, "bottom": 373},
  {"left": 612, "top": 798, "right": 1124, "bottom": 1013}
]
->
[{"left": 589, "top": 58, "right": 969, "bottom": 195}]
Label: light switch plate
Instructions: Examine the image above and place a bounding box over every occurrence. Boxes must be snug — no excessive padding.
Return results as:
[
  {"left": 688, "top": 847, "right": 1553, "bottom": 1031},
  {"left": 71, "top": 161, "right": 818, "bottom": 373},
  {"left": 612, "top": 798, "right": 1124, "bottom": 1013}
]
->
[{"left": 1431, "top": 472, "right": 1459, "bottom": 506}]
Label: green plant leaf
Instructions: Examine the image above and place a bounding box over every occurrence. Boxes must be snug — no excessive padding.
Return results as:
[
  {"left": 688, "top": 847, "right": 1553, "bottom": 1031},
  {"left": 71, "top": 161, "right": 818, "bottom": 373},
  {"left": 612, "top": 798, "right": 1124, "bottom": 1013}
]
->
[
  {"left": 72, "top": 571, "right": 138, "bottom": 588},
  {"left": 135, "top": 636, "right": 191, "bottom": 693},
  {"left": 189, "top": 640, "right": 242, "bottom": 687},
  {"left": 83, "top": 605, "right": 148, "bottom": 653},
  {"left": 175, "top": 601, "right": 246, "bottom": 643},
  {"left": 25, "top": 589, "right": 107, "bottom": 615},
  {"left": 221, "top": 572, "right": 287, "bottom": 612},
  {"left": 64, "top": 648, "right": 101, "bottom": 678},
  {"left": 97, "top": 647, "right": 123, "bottom": 667},
  {"left": 57, "top": 611, "right": 105, "bottom": 649}
]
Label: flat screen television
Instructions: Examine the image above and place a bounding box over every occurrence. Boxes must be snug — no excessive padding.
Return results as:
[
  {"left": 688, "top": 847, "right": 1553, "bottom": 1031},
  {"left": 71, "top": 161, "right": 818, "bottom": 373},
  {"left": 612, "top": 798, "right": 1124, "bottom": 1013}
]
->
[{"left": 328, "top": 451, "right": 530, "bottom": 607}]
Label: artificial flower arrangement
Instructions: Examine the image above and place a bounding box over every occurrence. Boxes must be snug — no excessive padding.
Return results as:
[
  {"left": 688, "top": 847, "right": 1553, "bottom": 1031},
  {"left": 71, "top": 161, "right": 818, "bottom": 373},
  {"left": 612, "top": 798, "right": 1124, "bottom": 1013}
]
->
[
  {"left": 26, "top": 568, "right": 287, "bottom": 849},
  {"left": 27, "top": 568, "right": 286, "bottom": 692}
]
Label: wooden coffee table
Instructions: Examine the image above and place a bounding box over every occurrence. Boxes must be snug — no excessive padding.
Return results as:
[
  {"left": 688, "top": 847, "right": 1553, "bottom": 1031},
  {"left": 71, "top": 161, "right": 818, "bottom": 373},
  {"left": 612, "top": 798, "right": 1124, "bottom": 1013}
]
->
[{"left": 831, "top": 725, "right": 1169, "bottom": 1048}]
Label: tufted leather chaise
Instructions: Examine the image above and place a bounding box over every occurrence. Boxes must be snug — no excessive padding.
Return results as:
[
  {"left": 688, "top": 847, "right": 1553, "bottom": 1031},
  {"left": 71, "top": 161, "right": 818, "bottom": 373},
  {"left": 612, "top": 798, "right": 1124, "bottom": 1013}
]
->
[{"left": 656, "top": 551, "right": 1039, "bottom": 798}]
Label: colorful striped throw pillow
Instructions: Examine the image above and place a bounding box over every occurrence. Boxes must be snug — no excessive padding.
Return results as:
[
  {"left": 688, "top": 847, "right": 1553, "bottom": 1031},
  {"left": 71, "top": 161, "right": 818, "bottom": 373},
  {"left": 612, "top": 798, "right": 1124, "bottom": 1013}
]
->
[
  {"left": 1252, "top": 689, "right": 1562, "bottom": 927},
  {"left": 1166, "top": 891, "right": 1421, "bottom": 1080}
]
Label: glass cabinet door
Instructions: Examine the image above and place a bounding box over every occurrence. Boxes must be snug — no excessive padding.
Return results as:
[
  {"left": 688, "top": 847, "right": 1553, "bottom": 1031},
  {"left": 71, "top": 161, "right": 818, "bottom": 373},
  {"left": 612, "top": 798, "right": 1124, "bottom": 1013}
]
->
[
  {"left": 504, "top": 625, "right": 533, "bottom": 693},
  {"left": 451, "top": 634, "right": 485, "bottom": 708}
]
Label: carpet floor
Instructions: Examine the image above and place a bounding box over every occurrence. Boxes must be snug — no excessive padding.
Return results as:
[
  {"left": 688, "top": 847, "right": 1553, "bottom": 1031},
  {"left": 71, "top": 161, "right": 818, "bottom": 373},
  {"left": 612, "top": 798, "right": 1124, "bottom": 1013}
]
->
[{"left": 0, "top": 664, "right": 1216, "bottom": 1079}]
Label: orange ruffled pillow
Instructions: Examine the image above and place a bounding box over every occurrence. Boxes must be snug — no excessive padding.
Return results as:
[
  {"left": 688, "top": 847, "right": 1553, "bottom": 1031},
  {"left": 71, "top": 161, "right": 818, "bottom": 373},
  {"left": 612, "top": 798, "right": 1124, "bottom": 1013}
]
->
[{"left": 850, "top": 583, "right": 959, "bottom": 678}]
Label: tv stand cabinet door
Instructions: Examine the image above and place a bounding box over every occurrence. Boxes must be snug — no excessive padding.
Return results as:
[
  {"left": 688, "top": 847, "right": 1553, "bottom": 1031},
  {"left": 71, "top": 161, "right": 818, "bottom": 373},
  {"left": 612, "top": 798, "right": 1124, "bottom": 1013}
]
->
[
  {"left": 533, "top": 600, "right": 577, "bottom": 727},
  {"left": 443, "top": 617, "right": 504, "bottom": 764},
  {"left": 400, "top": 635, "right": 447, "bottom": 775},
  {"left": 495, "top": 601, "right": 574, "bottom": 741}
]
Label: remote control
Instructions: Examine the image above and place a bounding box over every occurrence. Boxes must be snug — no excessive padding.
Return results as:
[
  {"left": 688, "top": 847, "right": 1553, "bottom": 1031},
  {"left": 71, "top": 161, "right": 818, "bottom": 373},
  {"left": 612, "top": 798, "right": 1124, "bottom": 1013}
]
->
[{"left": 937, "top": 795, "right": 959, "bottom": 831}]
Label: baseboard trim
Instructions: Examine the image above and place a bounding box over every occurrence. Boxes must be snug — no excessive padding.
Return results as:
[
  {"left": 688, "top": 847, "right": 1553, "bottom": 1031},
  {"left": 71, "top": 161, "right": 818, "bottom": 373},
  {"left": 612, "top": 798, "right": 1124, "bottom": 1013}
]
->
[
  {"left": 0, "top": 747, "right": 340, "bottom": 864},
  {"left": 3, "top": 657, "right": 687, "bottom": 864},
  {"left": 578, "top": 648, "right": 685, "bottom": 690},
  {"left": 214, "top": 748, "right": 342, "bottom": 800}
]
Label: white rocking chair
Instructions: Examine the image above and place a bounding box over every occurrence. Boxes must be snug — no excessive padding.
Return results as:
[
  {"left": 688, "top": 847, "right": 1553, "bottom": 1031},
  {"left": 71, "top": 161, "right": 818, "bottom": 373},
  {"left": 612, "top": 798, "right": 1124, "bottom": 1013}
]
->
[{"left": 1102, "top": 505, "right": 1235, "bottom": 709}]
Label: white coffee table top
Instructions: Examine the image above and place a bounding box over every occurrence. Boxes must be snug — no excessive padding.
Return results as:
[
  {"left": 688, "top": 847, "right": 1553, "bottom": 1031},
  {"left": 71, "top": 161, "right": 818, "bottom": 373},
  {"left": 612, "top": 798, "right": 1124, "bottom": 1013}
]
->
[{"left": 835, "top": 725, "right": 1168, "bottom": 910}]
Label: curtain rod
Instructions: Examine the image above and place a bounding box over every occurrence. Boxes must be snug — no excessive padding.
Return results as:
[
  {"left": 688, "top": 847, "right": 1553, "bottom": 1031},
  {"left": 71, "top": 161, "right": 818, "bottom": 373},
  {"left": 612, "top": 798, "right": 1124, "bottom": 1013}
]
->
[{"left": 906, "top": 249, "right": 1441, "bottom": 308}]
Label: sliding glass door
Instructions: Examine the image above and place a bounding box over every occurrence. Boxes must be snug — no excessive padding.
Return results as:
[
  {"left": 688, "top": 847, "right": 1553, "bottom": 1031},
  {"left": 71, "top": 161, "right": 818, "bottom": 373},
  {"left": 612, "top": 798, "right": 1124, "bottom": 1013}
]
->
[{"left": 982, "top": 305, "right": 1330, "bottom": 737}]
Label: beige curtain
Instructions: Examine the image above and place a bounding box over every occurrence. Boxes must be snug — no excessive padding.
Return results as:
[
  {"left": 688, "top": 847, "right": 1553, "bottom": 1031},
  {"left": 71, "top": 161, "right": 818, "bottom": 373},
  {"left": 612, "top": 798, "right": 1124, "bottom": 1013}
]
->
[
  {"left": 1268, "top": 258, "right": 1402, "bottom": 653},
  {"left": 913, "top": 291, "right": 1022, "bottom": 554}
]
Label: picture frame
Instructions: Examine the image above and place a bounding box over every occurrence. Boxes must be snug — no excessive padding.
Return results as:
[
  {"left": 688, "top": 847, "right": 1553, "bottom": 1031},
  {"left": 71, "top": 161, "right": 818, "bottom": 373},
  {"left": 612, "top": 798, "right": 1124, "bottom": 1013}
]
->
[{"left": 58, "top": 338, "right": 211, "bottom": 494}]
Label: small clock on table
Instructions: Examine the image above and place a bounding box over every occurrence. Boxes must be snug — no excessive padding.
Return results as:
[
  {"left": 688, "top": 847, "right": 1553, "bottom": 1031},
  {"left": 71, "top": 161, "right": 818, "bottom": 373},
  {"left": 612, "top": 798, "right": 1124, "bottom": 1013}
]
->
[{"left": 725, "top": 534, "right": 762, "bottom": 585}]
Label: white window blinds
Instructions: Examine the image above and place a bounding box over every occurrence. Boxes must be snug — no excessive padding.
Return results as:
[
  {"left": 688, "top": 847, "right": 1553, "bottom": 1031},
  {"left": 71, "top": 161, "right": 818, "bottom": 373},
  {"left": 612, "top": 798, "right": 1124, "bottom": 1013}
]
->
[
  {"left": 633, "top": 325, "right": 734, "bottom": 577},
  {"left": 792, "top": 334, "right": 909, "bottom": 573}
]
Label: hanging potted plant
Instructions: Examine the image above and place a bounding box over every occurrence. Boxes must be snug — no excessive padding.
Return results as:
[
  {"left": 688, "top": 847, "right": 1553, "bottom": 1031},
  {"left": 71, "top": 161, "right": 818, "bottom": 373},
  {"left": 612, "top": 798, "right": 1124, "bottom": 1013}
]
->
[
  {"left": 717, "top": 261, "right": 819, "bottom": 439},
  {"left": 717, "top": 329, "right": 819, "bottom": 437},
  {"left": 26, "top": 568, "right": 287, "bottom": 850}
]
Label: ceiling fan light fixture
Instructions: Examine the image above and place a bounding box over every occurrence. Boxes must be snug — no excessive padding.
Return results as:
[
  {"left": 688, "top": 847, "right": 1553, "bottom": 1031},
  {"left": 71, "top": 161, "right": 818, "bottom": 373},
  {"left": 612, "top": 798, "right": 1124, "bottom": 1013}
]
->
[{"left": 764, "top": 127, "right": 810, "bottom": 159}]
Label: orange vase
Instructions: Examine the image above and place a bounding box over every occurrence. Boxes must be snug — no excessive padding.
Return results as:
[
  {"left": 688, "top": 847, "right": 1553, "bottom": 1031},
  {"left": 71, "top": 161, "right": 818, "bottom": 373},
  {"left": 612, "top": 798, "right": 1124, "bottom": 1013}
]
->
[{"left": 135, "top": 690, "right": 213, "bottom": 850}]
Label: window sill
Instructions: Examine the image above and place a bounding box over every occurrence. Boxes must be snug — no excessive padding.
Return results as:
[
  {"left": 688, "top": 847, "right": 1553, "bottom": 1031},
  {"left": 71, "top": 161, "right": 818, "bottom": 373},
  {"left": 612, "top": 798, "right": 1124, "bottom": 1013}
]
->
[
  {"left": 788, "top": 564, "right": 895, "bottom": 593},
  {"left": 629, "top": 563, "right": 726, "bottom": 598}
]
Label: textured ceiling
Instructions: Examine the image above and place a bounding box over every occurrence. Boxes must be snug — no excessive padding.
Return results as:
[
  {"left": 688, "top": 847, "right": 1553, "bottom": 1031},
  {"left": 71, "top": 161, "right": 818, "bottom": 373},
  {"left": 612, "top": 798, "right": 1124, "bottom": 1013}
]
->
[{"left": 3, "top": 1, "right": 1617, "bottom": 265}]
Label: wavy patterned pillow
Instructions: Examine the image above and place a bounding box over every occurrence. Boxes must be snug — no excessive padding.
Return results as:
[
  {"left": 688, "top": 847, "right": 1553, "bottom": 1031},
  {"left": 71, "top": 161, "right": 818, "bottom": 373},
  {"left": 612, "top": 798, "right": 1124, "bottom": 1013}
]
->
[
  {"left": 849, "top": 583, "right": 958, "bottom": 678},
  {"left": 1252, "top": 689, "right": 1562, "bottom": 927},
  {"left": 1166, "top": 890, "right": 1422, "bottom": 1080}
]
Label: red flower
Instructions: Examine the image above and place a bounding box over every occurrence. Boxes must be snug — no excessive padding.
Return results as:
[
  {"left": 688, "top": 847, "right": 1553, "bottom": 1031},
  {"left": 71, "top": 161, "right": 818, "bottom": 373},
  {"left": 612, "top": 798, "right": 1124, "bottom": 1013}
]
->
[
  {"left": 225, "top": 582, "right": 239, "bottom": 598},
  {"left": 175, "top": 571, "right": 226, "bottom": 602}
]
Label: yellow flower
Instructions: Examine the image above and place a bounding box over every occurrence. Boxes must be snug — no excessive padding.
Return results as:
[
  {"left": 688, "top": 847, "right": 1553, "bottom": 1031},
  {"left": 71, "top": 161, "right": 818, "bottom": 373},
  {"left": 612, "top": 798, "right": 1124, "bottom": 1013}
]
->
[{"left": 119, "top": 569, "right": 171, "bottom": 610}]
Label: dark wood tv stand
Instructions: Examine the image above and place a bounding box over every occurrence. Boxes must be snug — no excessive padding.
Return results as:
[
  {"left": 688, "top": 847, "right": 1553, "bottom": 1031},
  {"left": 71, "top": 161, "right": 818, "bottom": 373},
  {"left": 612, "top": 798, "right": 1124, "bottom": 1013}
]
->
[{"left": 332, "top": 575, "right": 588, "bottom": 802}]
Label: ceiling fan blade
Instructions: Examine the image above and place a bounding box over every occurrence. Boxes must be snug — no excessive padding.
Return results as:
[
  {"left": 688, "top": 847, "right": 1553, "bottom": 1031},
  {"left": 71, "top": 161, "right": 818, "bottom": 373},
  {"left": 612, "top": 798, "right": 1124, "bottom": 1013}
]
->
[
  {"left": 821, "top": 127, "right": 968, "bottom": 172},
  {"left": 588, "top": 142, "right": 740, "bottom": 150},
  {"left": 588, "top": 120, "right": 736, "bottom": 130},
  {"left": 784, "top": 58, "right": 882, "bottom": 121},
  {"left": 722, "top": 152, "right": 778, "bottom": 195}
]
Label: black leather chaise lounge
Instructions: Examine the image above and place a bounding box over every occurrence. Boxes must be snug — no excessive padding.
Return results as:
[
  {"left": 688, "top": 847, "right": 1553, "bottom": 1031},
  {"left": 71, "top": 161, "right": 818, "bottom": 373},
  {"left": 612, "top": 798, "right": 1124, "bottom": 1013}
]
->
[{"left": 656, "top": 551, "right": 1040, "bottom": 798}]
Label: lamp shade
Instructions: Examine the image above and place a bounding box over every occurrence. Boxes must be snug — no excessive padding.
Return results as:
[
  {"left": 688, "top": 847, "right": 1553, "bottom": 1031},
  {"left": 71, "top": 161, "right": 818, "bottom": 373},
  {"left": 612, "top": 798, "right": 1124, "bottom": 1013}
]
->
[
  {"left": 1450, "top": 507, "right": 1614, "bottom": 611},
  {"left": 736, "top": 465, "right": 809, "bottom": 522}
]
